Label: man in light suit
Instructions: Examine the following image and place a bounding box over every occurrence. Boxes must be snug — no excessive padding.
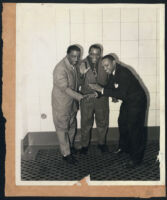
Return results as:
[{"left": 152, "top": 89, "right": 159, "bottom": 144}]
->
[
  {"left": 52, "top": 45, "right": 90, "bottom": 165},
  {"left": 90, "top": 54, "right": 147, "bottom": 168}
]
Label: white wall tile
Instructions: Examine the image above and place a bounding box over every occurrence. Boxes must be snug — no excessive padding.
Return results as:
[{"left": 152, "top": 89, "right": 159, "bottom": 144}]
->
[
  {"left": 156, "top": 20, "right": 160, "bottom": 39},
  {"left": 147, "top": 110, "right": 156, "bottom": 126},
  {"left": 157, "top": 76, "right": 160, "bottom": 92},
  {"left": 55, "top": 22, "right": 70, "bottom": 40},
  {"left": 121, "top": 8, "right": 138, "bottom": 22},
  {"left": 156, "top": 93, "right": 160, "bottom": 110},
  {"left": 156, "top": 8, "right": 160, "bottom": 22},
  {"left": 40, "top": 112, "right": 55, "bottom": 131},
  {"left": 121, "top": 23, "right": 138, "bottom": 40},
  {"left": 139, "top": 23, "right": 156, "bottom": 40},
  {"left": 70, "top": 8, "right": 84, "bottom": 23},
  {"left": 55, "top": 22, "right": 70, "bottom": 60},
  {"left": 109, "top": 110, "right": 119, "bottom": 127},
  {"left": 120, "top": 58, "right": 138, "bottom": 71},
  {"left": 27, "top": 115, "right": 41, "bottom": 132},
  {"left": 138, "top": 58, "right": 156, "bottom": 76},
  {"left": 156, "top": 110, "right": 160, "bottom": 126},
  {"left": 103, "top": 8, "right": 120, "bottom": 22},
  {"left": 83, "top": 43, "right": 91, "bottom": 57},
  {"left": 142, "top": 75, "right": 157, "bottom": 93},
  {"left": 77, "top": 111, "right": 81, "bottom": 128},
  {"left": 139, "top": 40, "right": 156, "bottom": 58},
  {"left": 103, "top": 22, "right": 120, "bottom": 41},
  {"left": 84, "top": 8, "right": 102, "bottom": 23},
  {"left": 109, "top": 99, "right": 122, "bottom": 111},
  {"left": 103, "top": 41, "right": 120, "bottom": 57},
  {"left": 157, "top": 58, "right": 160, "bottom": 76},
  {"left": 149, "top": 93, "right": 156, "bottom": 109},
  {"left": 71, "top": 23, "right": 84, "bottom": 43},
  {"left": 121, "top": 41, "right": 138, "bottom": 58},
  {"left": 85, "top": 23, "right": 102, "bottom": 42},
  {"left": 55, "top": 8, "right": 69, "bottom": 23},
  {"left": 156, "top": 39, "right": 160, "bottom": 58},
  {"left": 26, "top": 97, "right": 40, "bottom": 116},
  {"left": 139, "top": 8, "right": 156, "bottom": 22}
]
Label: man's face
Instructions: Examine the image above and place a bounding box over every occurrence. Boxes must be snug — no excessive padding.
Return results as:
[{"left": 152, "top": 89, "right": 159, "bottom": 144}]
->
[
  {"left": 88, "top": 48, "right": 101, "bottom": 64},
  {"left": 102, "top": 58, "right": 115, "bottom": 74},
  {"left": 67, "top": 50, "right": 80, "bottom": 66}
]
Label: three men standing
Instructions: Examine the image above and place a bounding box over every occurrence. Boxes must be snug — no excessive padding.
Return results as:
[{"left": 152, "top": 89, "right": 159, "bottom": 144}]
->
[{"left": 52, "top": 45, "right": 147, "bottom": 168}]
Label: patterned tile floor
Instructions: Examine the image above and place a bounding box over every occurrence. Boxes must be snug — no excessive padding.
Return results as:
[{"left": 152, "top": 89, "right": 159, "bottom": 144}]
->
[{"left": 21, "top": 142, "right": 160, "bottom": 181}]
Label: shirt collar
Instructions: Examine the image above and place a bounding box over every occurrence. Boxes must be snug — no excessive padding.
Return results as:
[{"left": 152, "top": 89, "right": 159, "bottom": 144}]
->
[
  {"left": 112, "top": 63, "right": 117, "bottom": 76},
  {"left": 112, "top": 69, "right": 116, "bottom": 76}
]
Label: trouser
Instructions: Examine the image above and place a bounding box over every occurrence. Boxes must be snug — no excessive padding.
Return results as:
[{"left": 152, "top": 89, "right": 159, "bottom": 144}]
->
[
  {"left": 53, "top": 111, "right": 77, "bottom": 157},
  {"left": 118, "top": 99, "right": 147, "bottom": 164},
  {"left": 80, "top": 96, "right": 109, "bottom": 147}
]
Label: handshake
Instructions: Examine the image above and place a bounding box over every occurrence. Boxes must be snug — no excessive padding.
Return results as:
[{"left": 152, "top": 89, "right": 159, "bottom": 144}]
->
[{"left": 80, "top": 92, "right": 98, "bottom": 101}]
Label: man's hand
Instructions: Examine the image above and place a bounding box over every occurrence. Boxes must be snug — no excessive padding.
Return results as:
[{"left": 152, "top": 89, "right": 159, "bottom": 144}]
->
[
  {"left": 81, "top": 93, "right": 98, "bottom": 101},
  {"left": 80, "top": 62, "right": 90, "bottom": 75},
  {"left": 89, "top": 84, "right": 103, "bottom": 93},
  {"left": 112, "top": 97, "right": 119, "bottom": 103}
]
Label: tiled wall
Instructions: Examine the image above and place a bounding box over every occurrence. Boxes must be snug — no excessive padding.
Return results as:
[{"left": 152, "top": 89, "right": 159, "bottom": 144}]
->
[{"left": 16, "top": 4, "right": 162, "bottom": 138}]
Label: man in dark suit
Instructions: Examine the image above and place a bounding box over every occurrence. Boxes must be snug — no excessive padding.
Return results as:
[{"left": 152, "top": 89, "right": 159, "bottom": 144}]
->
[{"left": 89, "top": 54, "right": 147, "bottom": 168}]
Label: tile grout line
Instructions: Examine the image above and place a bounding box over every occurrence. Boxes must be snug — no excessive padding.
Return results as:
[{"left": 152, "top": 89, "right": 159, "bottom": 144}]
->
[
  {"left": 138, "top": 8, "right": 139, "bottom": 75},
  {"left": 83, "top": 8, "right": 85, "bottom": 53},
  {"left": 69, "top": 8, "right": 71, "bottom": 45},
  {"left": 102, "top": 8, "right": 103, "bottom": 46},
  {"left": 120, "top": 8, "right": 121, "bottom": 59},
  {"left": 155, "top": 8, "right": 158, "bottom": 126}
]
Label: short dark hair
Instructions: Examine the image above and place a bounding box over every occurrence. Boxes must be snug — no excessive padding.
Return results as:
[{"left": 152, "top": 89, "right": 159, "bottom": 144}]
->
[
  {"left": 88, "top": 44, "right": 102, "bottom": 53},
  {"left": 102, "top": 54, "right": 116, "bottom": 62},
  {"left": 67, "top": 45, "right": 81, "bottom": 54}
]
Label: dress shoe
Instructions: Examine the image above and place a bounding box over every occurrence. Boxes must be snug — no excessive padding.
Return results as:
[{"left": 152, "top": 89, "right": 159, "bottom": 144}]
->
[
  {"left": 114, "top": 148, "right": 124, "bottom": 154},
  {"left": 98, "top": 144, "right": 109, "bottom": 153},
  {"left": 71, "top": 147, "right": 79, "bottom": 154},
  {"left": 124, "top": 160, "right": 141, "bottom": 169},
  {"left": 62, "top": 154, "right": 78, "bottom": 165},
  {"left": 79, "top": 147, "right": 88, "bottom": 155}
]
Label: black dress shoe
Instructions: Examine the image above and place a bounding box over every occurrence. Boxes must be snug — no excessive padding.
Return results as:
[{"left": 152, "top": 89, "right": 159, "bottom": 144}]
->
[
  {"left": 62, "top": 154, "right": 78, "bottom": 165},
  {"left": 79, "top": 147, "right": 88, "bottom": 155},
  {"left": 71, "top": 147, "right": 79, "bottom": 154},
  {"left": 98, "top": 144, "right": 109, "bottom": 153},
  {"left": 114, "top": 148, "right": 124, "bottom": 154},
  {"left": 124, "top": 160, "right": 141, "bottom": 169}
]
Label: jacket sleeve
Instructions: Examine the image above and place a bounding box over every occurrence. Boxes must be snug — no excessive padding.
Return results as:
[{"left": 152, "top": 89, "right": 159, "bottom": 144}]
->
[
  {"left": 97, "top": 62, "right": 109, "bottom": 86},
  {"left": 103, "top": 73, "right": 131, "bottom": 100},
  {"left": 54, "top": 67, "right": 83, "bottom": 101}
]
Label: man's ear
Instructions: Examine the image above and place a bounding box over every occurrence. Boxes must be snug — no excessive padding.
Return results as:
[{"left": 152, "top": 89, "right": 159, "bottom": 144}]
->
[{"left": 113, "top": 60, "right": 116, "bottom": 66}]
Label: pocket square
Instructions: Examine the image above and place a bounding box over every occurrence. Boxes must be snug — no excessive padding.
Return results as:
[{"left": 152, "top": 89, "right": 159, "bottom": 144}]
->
[{"left": 114, "top": 83, "right": 119, "bottom": 88}]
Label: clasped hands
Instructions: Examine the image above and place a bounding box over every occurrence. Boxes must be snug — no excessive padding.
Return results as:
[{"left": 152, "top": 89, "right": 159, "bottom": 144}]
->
[
  {"left": 89, "top": 83, "right": 119, "bottom": 103},
  {"left": 81, "top": 92, "right": 98, "bottom": 101},
  {"left": 89, "top": 83, "right": 103, "bottom": 93}
]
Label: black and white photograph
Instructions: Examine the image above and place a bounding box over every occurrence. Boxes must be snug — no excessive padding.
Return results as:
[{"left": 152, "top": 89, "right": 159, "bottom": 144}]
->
[{"left": 15, "top": 3, "right": 165, "bottom": 186}]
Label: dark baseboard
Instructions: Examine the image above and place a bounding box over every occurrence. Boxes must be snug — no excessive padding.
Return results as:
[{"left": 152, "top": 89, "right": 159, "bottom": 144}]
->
[{"left": 21, "top": 127, "right": 160, "bottom": 160}]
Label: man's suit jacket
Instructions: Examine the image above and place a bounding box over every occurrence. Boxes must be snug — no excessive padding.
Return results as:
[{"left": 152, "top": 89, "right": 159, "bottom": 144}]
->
[
  {"left": 103, "top": 63, "right": 146, "bottom": 106},
  {"left": 52, "top": 57, "right": 82, "bottom": 116}
]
